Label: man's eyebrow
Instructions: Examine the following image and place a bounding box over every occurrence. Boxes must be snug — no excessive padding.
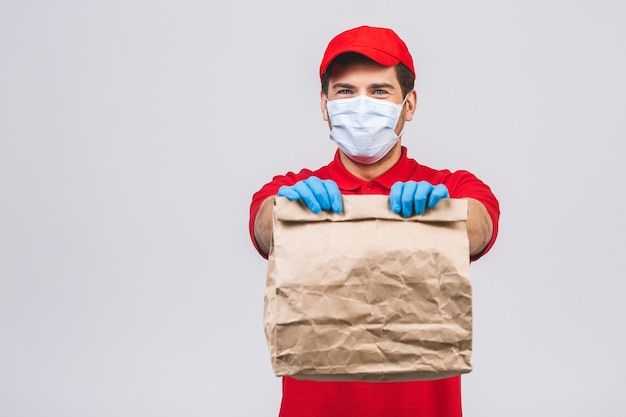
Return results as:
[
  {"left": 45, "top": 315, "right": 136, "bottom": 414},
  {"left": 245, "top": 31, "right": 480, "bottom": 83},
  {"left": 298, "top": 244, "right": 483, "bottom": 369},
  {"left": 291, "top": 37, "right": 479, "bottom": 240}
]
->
[
  {"left": 331, "top": 82, "right": 396, "bottom": 90},
  {"left": 369, "top": 83, "right": 396, "bottom": 90},
  {"left": 331, "top": 82, "right": 356, "bottom": 90}
]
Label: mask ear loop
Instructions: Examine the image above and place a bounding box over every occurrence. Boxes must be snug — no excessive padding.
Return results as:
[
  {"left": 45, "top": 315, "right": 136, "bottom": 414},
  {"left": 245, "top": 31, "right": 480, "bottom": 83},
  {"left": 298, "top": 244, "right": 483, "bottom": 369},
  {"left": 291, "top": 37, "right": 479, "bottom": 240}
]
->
[
  {"left": 324, "top": 97, "right": 334, "bottom": 125},
  {"left": 400, "top": 94, "right": 409, "bottom": 111},
  {"left": 396, "top": 94, "right": 410, "bottom": 139}
]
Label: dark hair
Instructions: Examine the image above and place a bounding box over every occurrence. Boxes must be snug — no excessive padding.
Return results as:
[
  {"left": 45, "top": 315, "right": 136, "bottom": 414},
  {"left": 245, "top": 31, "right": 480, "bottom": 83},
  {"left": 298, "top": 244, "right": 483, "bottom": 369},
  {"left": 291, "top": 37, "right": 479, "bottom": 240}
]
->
[{"left": 321, "top": 53, "right": 415, "bottom": 97}]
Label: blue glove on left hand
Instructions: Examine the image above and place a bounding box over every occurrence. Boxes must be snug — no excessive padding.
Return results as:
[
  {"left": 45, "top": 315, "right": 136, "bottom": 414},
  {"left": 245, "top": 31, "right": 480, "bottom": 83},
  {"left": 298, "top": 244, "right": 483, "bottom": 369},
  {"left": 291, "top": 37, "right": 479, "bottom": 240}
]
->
[
  {"left": 389, "top": 180, "right": 449, "bottom": 217},
  {"left": 277, "top": 176, "right": 343, "bottom": 214}
]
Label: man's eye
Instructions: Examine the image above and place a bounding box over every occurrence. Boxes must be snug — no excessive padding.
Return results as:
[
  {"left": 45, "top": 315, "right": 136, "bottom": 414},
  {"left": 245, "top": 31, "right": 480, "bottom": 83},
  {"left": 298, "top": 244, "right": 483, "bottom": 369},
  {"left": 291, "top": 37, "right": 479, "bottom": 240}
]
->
[
  {"left": 337, "top": 89, "right": 352, "bottom": 95},
  {"left": 373, "top": 89, "right": 388, "bottom": 95}
]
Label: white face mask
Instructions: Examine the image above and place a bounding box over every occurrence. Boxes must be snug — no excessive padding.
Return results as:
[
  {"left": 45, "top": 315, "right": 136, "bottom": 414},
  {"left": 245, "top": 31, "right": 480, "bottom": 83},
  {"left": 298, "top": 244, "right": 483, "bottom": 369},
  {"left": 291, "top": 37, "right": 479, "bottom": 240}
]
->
[{"left": 326, "top": 95, "right": 406, "bottom": 164}]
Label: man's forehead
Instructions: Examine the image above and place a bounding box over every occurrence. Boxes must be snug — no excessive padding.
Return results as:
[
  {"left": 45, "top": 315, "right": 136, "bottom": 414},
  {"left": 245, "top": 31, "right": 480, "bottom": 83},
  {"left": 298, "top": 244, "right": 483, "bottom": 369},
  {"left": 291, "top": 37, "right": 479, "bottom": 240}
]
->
[{"left": 328, "top": 63, "right": 400, "bottom": 87}]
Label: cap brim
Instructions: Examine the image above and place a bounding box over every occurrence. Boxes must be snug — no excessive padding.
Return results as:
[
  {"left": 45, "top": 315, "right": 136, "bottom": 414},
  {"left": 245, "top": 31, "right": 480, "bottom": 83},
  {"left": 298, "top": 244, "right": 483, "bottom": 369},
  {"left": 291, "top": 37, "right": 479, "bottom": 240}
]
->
[{"left": 320, "top": 46, "right": 401, "bottom": 78}]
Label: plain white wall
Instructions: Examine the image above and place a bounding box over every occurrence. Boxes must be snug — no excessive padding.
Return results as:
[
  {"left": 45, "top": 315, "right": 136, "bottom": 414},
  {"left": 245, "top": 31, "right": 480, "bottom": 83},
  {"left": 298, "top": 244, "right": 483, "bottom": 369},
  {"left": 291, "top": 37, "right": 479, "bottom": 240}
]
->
[{"left": 1, "top": 1, "right": 624, "bottom": 416}]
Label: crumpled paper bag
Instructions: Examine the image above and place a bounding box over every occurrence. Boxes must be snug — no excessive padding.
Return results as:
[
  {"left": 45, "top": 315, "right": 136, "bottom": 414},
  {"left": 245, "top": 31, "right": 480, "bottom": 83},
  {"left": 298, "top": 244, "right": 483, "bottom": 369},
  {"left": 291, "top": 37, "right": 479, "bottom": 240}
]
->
[{"left": 264, "top": 194, "right": 471, "bottom": 382}]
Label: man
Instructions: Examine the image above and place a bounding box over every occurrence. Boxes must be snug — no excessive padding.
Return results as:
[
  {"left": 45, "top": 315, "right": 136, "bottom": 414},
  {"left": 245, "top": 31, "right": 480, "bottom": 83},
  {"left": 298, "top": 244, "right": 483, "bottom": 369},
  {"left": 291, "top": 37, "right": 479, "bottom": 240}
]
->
[{"left": 249, "top": 25, "right": 500, "bottom": 417}]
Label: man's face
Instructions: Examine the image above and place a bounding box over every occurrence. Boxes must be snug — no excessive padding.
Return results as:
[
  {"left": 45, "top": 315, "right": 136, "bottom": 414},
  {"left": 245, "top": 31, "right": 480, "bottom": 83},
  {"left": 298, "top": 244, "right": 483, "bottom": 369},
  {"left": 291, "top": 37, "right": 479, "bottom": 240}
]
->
[{"left": 321, "top": 60, "right": 416, "bottom": 135}]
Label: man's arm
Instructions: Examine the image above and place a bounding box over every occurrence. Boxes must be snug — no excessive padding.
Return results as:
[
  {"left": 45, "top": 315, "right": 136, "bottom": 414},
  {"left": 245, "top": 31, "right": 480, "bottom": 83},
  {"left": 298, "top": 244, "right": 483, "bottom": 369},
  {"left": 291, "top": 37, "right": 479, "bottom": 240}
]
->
[
  {"left": 465, "top": 197, "right": 493, "bottom": 257},
  {"left": 388, "top": 180, "right": 495, "bottom": 258},
  {"left": 253, "top": 196, "right": 275, "bottom": 258},
  {"left": 253, "top": 177, "right": 344, "bottom": 257}
]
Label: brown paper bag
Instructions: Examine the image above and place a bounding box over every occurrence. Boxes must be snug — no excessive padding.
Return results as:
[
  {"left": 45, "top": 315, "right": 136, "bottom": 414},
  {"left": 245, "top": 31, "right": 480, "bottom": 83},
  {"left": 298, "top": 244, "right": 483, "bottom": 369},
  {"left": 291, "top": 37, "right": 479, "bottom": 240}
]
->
[{"left": 264, "top": 194, "right": 471, "bottom": 382}]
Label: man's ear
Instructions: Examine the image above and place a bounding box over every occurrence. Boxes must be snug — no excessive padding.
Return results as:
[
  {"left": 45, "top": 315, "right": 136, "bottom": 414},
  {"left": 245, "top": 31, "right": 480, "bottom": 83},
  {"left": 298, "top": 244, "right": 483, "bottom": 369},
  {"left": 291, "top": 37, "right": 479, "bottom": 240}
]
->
[
  {"left": 320, "top": 91, "right": 329, "bottom": 121},
  {"left": 404, "top": 90, "right": 418, "bottom": 122}
]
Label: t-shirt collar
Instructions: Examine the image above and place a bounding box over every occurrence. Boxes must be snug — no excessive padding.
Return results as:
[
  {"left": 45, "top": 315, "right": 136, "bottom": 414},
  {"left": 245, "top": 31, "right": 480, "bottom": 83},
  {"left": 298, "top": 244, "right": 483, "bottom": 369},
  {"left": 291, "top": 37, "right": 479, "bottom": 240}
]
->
[{"left": 328, "top": 146, "right": 413, "bottom": 192}]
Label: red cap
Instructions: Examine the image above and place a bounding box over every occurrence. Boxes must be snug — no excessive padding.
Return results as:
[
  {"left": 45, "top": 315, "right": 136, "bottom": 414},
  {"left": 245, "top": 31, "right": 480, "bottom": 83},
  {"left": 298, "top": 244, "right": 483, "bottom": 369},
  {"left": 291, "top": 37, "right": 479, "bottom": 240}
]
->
[{"left": 319, "top": 26, "right": 415, "bottom": 80}]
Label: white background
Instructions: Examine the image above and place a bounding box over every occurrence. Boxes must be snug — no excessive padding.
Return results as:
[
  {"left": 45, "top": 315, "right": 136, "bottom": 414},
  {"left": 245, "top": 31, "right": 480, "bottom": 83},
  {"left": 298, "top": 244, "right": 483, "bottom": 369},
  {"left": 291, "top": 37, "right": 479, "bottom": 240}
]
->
[{"left": 1, "top": 1, "right": 624, "bottom": 416}]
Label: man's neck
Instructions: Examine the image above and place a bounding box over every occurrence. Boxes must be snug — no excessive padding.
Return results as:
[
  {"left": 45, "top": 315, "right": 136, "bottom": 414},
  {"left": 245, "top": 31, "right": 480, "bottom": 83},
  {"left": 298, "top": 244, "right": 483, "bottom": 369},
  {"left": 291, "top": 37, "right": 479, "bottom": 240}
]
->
[{"left": 339, "top": 143, "right": 402, "bottom": 181}]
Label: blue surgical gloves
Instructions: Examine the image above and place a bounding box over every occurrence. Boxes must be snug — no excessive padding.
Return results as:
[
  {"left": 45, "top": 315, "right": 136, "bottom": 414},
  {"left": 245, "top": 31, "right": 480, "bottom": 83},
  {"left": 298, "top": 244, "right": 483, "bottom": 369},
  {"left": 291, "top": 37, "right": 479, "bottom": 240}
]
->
[
  {"left": 278, "top": 176, "right": 343, "bottom": 213},
  {"left": 389, "top": 181, "right": 449, "bottom": 217},
  {"left": 278, "top": 177, "right": 449, "bottom": 217}
]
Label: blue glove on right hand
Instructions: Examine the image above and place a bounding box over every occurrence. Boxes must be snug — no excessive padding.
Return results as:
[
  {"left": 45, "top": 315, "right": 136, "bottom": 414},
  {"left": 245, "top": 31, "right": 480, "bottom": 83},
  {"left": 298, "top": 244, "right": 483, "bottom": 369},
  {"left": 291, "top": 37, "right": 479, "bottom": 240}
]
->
[
  {"left": 278, "top": 176, "right": 343, "bottom": 213},
  {"left": 389, "top": 180, "right": 449, "bottom": 217}
]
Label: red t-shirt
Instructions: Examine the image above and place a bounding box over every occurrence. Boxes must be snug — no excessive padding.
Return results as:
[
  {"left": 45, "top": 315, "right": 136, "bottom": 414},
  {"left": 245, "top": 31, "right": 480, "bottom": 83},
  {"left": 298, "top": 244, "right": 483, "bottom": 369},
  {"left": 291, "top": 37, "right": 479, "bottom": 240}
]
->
[{"left": 249, "top": 147, "right": 500, "bottom": 417}]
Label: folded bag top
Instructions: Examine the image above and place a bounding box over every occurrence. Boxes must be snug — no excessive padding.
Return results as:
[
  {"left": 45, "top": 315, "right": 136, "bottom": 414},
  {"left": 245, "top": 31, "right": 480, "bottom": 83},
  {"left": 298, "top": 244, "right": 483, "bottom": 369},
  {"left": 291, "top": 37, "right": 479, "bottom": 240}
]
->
[{"left": 274, "top": 194, "right": 468, "bottom": 222}]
